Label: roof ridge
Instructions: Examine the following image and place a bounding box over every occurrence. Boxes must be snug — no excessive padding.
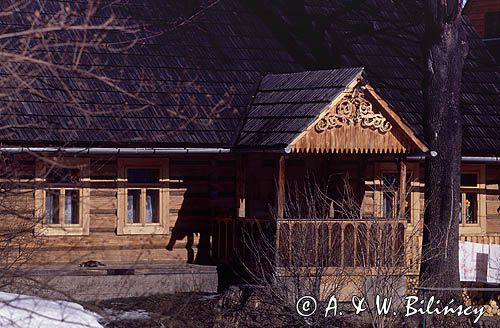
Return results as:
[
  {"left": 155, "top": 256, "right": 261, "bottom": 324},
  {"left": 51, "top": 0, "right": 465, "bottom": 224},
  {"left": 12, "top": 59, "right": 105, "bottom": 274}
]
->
[{"left": 261, "top": 66, "right": 365, "bottom": 78}]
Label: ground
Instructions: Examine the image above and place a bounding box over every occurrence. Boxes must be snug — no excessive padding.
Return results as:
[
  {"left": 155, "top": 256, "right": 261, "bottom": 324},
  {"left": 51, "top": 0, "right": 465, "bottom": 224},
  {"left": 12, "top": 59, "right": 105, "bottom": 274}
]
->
[
  {"left": 93, "top": 290, "right": 358, "bottom": 328},
  {"left": 96, "top": 293, "right": 219, "bottom": 328},
  {"left": 92, "top": 292, "right": 500, "bottom": 328}
]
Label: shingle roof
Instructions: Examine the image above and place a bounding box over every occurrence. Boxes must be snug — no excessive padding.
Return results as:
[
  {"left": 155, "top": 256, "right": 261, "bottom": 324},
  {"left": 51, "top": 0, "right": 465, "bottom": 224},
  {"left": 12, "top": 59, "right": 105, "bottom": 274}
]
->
[
  {"left": 0, "top": 0, "right": 300, "bottom": 147},
  {"left": 237, "top": 68, "right": 363, "bottom": 147},
  {"left": 0, "top": 0, "right": 499, "bottom": 155}
]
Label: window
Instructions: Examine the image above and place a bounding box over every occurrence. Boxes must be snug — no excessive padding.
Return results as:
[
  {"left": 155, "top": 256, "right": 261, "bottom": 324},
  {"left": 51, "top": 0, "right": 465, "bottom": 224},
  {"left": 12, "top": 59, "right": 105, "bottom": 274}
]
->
[
  {"left": 374, "top": 163, "right": 419, "bottom": 224},
  {"left": 485, "top": 12, "right": 500, "bottom": 38},
  {"left": 382, "top": 173, "right": 399, "bottom": 219},
  {"left": 459, "top": 172, "right": 481, "bottom": 225},
  {"left": 117, "top": 159, "right": 169, "bottom": 235},
  {"left": 35, "top": 159, "right": 90, "bottom": 235},
  {"left": 126, "top": 169, "right": 160, "bottom": 224},
  {"left": 45, "top": 189, "right": 79, "bottom": 224},
  {"left": 381, "top": 172, "right": 412, "bottom": 221},
  {"left": 457, "top": 165, "right": 486, "bottom": 231}
]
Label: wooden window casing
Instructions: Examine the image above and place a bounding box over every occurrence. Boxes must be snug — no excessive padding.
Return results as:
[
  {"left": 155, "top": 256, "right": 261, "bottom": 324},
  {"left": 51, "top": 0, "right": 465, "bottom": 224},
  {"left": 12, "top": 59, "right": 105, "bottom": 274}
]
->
[
  {"left": 34, "top": 158, "right": 90, "bottom": 236},
  {"left": 373, "top": 163, "right": 420, "bottom": 224},
  {"left": 382, "top": 172, "right": 399, "bottom": 219},
  {"left": 44, "top": 188, "right": 80, "bottom": 225},
  {"left": 117, "top": 158, "right": 169, "bottom": 235},
  {"left": 459, "top": 165, "right": 486, "bottom": 233}
]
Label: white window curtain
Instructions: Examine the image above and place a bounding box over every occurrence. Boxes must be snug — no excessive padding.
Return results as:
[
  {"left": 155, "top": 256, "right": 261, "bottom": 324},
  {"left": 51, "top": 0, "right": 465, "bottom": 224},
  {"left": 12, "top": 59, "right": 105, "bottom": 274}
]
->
[
  {"left": 64, "top": 191, "right": 78, "bottom": 224},
  {"left": 64, "top": 192, "right": 72, "bottom": 224},
  {"left": 146, "top": 192, "right": 153, "bottom": 223},
  {"left": 127, "top": 192, "right": 136, "bottom": 224},
  {"left": 45, "top": 192, "right": 56, "bottom": 224}
]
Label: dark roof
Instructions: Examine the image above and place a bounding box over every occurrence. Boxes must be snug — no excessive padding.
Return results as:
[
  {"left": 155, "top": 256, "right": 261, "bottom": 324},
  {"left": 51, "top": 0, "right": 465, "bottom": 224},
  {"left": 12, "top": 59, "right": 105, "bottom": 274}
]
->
[
  {"left": 0, "top": 0, "right": 499, "bottom": 154},
  {"left": 0, "top": 0, "right": 300, "bottom": 148},
  {"left": 237, "top": 68, "right": 363, "bottom": 147},
  {"left": 250, "top": 0, "right": 500, "bottom": 154}
]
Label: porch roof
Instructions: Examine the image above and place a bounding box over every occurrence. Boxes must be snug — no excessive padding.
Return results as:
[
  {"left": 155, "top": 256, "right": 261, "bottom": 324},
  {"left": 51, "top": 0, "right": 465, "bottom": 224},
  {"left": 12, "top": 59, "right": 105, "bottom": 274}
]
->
[
  {"left": 237, "top": 68, "right": 427, "bottom": 154},
  {"left": 236, "top": 67, "right": 364, "bottom": 147}
]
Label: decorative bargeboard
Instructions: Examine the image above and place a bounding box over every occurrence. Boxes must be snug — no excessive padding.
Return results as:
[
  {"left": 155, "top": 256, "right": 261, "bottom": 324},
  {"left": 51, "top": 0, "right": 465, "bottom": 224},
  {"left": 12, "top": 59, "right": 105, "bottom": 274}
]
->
[{"left": 315, "top": 87, "right": 392, "bottom": 134}]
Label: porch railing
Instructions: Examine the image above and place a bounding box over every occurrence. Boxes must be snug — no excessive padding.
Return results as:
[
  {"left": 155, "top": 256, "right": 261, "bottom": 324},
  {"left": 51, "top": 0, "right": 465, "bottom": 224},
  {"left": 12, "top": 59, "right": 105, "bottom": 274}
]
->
[
  {"left": 211, "top": 217, "right": 500, "bottom": 274},
  {"left": 211, "top": 217, "right": 417, "bottom": 270},
  {"left": 276, "top": 219, "right": 416, "bottom": 271},
  {"left": 211, "top": 217, "right": 274, "bottom": 264},
  {"left": 460, "top": 234, "right": 500, "bottom": 244}
]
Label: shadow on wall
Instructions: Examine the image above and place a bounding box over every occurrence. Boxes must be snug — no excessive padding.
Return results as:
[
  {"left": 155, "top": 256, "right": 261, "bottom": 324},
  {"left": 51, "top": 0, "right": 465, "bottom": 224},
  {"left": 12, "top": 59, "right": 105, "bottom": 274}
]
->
[
  {"left": 165, "top": 183, "right": 213, "bottom": 265},
  {"left": 497, "top": 183, "right": 500, "bottom": 214}
]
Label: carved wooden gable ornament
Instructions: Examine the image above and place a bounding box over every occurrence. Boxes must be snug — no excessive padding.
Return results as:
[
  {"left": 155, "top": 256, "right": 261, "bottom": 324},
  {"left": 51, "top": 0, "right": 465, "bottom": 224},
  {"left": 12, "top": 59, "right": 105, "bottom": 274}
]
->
[
  {"left": 315, "top": 87, "right": 392, "bottom": 134},
  {"left": 288, "top": 82, "right": 427, "bottom": 154}
]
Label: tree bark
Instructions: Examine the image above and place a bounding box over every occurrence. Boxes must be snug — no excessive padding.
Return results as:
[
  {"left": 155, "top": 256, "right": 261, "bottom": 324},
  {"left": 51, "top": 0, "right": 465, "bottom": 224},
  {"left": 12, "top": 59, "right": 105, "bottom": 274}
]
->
[{"left": 419, "top": 0, "right": 468, "bottom": 301}]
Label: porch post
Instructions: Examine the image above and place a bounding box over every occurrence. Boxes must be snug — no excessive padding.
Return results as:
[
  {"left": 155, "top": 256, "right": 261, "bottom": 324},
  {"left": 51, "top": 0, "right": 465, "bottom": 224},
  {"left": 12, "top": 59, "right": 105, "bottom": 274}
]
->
[
  {"left": 277, "top": 154, "right": 286, "bottom": 219},
  {"left": 236, "top": 154, "right": 245, "bottom": 218},
  {"left": 398, "top": 159, "right": 407, "bottom": 220}
]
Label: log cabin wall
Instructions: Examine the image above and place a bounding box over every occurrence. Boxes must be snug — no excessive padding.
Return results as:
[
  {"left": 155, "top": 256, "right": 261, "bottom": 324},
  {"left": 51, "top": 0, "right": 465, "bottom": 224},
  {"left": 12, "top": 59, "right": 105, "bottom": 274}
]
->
[
  {"left": 485, "top": 163, "right": 500, "bottom": 233},
  {"left": 244, "top": 153, "right": 381, "bottom": 220},
  {"left": 1, "top": 154, "right": 238, "bottom": 266},
  {"left": 465, "top": 0, "right": 500, "bottom": 37},
  {"left": 244, "top": 153, "right": 279, "bottom": 219},
  {"left": 241, "top": 154, "right": 495, "bottom": 230},
  {"left": 0, "top": 153, "right": 498, "bottom": 268},
  {"left": 266, "top": 154, "right": 420, "bottom": 222},
  {"left": 362, "top": 161, "right": 500, "bottom": 237}
]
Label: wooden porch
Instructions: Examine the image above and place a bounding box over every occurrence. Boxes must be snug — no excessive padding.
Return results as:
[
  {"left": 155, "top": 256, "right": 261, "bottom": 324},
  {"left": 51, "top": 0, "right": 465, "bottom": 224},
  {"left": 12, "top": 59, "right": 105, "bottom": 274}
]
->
[
  {"left": 211, "top": 217, "right": 414, "bottom": 268},
  {"left": 211, "top": 217, "right": 500, "bottom": 276}
]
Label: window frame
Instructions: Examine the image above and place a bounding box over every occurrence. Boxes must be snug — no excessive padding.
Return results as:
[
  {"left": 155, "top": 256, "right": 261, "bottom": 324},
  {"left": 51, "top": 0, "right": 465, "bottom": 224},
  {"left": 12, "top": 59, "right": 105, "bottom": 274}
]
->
[
  {"left": 117, "top": 158, "right": 169, "bottom": 235},
  {"left": 34, "top": 158, "right": 90, "bottom": 236},
  {"left": 44, "top": 188, "right": 81, "bottom": 225},
  {"left": 373, "top": 162, "right": 420, "bottom": 225},
  {"left": 459, "top": 165, "right": 486, "bottom": 231},
  {"left": 381, "top": 172, "right": 399, "bottom": 219}
]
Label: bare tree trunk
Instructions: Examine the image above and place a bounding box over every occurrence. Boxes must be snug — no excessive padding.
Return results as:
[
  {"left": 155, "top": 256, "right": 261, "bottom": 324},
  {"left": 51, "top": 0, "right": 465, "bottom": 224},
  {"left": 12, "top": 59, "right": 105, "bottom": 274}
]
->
[{"left": 419, "top": 0, "right": 468, "bottom": 301}]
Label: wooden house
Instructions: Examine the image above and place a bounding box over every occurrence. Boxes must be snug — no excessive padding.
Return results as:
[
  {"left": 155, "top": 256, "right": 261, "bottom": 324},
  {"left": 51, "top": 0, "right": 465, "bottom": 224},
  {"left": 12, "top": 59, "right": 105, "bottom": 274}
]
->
[
  {"left": 0, "top": 0, "right": 499, "bottom": 297},
  {"left": 464, "top": 0, "right": 500, "bottom": 63}
]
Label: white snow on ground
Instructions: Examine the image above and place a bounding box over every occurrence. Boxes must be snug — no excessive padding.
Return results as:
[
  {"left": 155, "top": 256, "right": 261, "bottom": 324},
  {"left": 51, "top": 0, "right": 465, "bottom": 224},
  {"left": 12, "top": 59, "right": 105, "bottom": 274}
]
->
[
  {"left": 198, "top": 294, "right": 218, "bottom": 301},
  {"left": 0, "top": 292, "right": 102, "bottom": 328},
  {"left": 102, "top": 308, "right": 151, "bottom": 321}
]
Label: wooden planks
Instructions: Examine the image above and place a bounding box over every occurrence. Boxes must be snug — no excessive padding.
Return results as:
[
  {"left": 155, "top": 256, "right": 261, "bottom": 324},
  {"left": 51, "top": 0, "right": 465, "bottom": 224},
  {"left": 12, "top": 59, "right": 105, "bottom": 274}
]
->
[
  {"left": 465, "top": 0, "right": 500, "bottom": 37},
  {"left": 289, "top": 84, "right": 426, "bottom": 154},
  {"left": 277, "top": 155, "right": 285, "bottom": 219},
  {"left": 3, "top": 153, "right": 499, "bottom": 269},
  {"left": 0, "top": 154, "right": 240, "bottom": 266},
  {"left": 169, "top": 156, "right": 236, "bottom": 219}
]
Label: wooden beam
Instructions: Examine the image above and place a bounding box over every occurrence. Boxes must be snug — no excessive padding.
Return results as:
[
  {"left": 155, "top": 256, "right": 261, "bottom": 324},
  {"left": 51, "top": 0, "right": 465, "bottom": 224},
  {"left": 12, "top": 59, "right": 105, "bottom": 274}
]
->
[
  {"left": 277, "top": 155, "right": 285, "bottom": 219},
  {"left": 235, "top": 154, "right": 246, "bottom": 218},
  {"left": 398, "top": 160, "right": 407, "bottom": 220}
]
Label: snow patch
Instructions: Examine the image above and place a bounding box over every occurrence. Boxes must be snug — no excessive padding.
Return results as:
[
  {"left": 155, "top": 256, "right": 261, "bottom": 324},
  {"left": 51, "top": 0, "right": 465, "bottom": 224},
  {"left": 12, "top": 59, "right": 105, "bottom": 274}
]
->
[
  {"left": 0, "top": 292, "right": 102, "bottom": 328},
  {"left": 103, "top": 308, "right": 150, "bottom": 321},
  {"left": 198, "top": 294, "right": 218, "bottom": 301}
]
